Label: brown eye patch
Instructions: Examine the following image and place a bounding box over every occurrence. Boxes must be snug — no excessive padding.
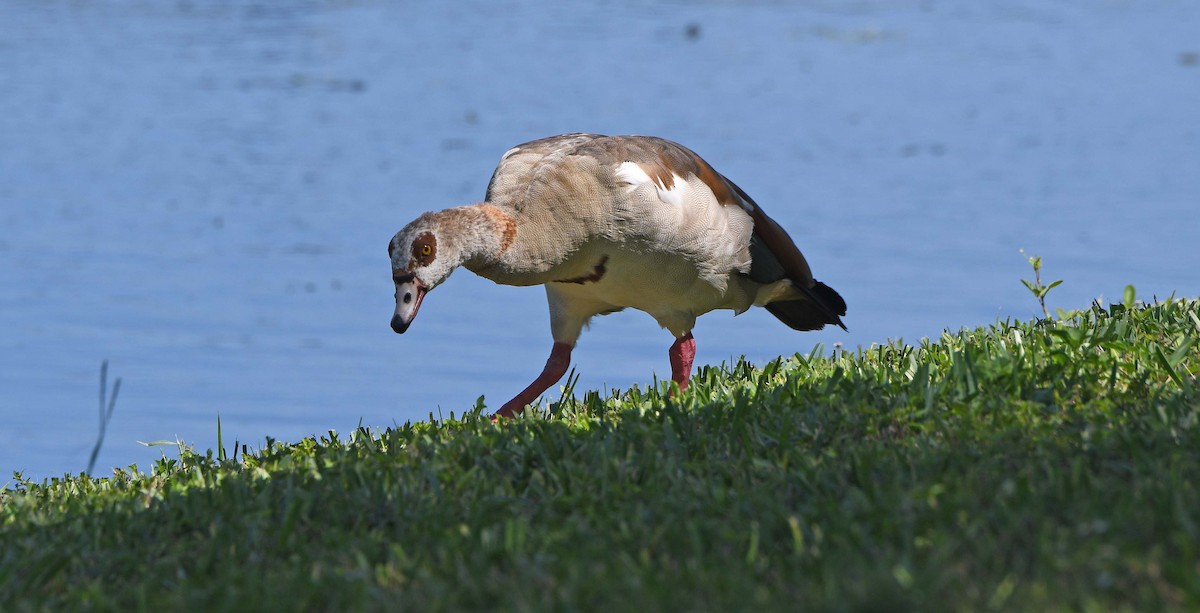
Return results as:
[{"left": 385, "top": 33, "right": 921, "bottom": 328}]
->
[{"left": 410, "top": 232, "right": 437, "bottom": 267}]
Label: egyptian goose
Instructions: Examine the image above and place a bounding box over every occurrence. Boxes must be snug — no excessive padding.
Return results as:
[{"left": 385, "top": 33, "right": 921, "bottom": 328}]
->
[{"left": 388, "top": 133, "right": 846, "bottom": 418}]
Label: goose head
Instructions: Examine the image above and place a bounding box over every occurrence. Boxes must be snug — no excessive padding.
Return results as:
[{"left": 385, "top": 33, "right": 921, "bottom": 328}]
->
[{"left": 387, "top": 213, "right": 459, "bottom": 334}]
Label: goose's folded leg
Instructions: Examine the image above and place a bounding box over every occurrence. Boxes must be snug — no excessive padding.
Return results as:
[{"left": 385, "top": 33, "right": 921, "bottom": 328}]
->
[{"left": 493, "top": 342, "right": 572, "bottom": 419}]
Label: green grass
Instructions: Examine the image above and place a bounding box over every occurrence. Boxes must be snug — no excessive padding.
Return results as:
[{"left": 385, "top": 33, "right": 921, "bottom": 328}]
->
[{"left": 3, "top": 296, "right": 1199, "bottom": 612}]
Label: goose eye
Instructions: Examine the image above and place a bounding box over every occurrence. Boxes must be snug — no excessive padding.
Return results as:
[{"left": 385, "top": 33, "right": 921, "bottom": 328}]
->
[{"left": 410, "top": 232, "right": 437, "bottom": 266}]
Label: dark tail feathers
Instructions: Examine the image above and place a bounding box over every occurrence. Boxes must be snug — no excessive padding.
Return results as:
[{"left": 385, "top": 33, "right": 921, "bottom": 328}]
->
[{"left": 764, "top": 280, "right": 848, "bottom": 332}]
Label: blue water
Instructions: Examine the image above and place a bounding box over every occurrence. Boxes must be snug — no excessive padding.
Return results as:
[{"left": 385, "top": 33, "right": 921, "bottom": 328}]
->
[{"left": 2, "top": 0, "right": 1198, "bottom": 481}]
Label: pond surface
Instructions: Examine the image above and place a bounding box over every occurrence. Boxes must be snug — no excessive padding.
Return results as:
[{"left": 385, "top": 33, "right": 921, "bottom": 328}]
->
[{"left": 2, "top": 0, "right": 1198, "bottom": 481}]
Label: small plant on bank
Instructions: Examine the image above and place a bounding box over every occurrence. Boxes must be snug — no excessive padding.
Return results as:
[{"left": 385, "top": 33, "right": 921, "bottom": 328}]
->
[{"left": 1019, "top": 250, "right": 1063, "bottom": 319}]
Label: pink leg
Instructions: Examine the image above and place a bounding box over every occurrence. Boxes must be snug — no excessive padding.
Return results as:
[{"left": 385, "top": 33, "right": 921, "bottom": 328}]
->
[
  {"left": 494, "top": 342, "right": 572, "bottom": 419},
  {"left": 669, "top": 332, "right": 696, "bottom": 392}
]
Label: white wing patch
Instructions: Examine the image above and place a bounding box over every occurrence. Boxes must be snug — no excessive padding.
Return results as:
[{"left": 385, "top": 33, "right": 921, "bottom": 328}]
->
[
  {"left": 656, "top": 175, "right": 685, "bottom": 206},
  {"left": 612, "top": 165, "right": 754, "bottom": 294},
  {"left": 615, "top": 161, "right": 652, "bottom": 190},
  {"left": 614, "top": 161, "right": 685, "bottom": 206}
]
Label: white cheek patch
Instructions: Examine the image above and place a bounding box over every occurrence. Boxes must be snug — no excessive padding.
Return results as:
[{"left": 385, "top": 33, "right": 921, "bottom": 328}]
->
[
  {"left": 389, "top": 242, "right": 406, "bottom": 269},
  {"left": 388, "top": 241, "right": 402, "bottom": 269},
  {"left": 615, "top": 162, "right": 686, "bottom": 207}
]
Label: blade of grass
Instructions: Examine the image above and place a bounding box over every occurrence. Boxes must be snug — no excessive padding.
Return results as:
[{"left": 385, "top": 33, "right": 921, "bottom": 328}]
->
[{"left": 86, "top": 360, "right": 122, "bottom": 475}]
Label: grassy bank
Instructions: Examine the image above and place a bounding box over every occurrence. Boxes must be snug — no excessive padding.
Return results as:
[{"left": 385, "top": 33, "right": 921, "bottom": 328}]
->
[{"left": 3, "top": 296, "right": 1198, "bottom": 611}]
